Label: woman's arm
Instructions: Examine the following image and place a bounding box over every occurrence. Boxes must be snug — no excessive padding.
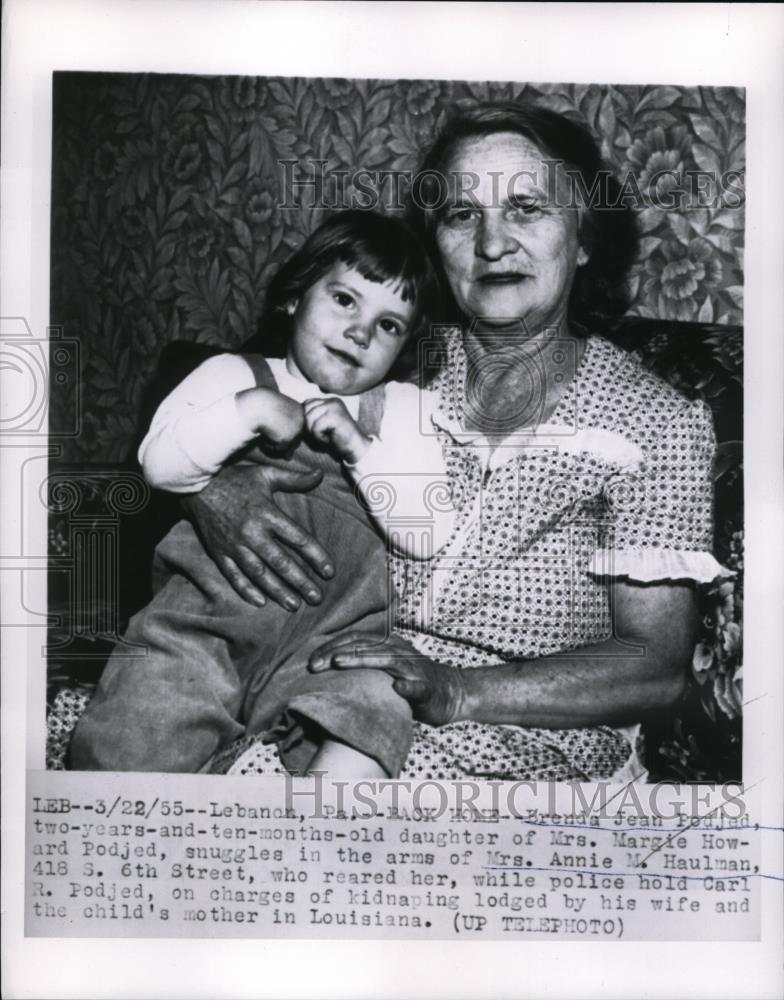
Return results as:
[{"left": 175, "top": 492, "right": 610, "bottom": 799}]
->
[
  {"left": 307, "top": 580, "right": 698, "bottom": 727},
  {"left": 454, "top": 581, "right": 697, "bottom": 727}
]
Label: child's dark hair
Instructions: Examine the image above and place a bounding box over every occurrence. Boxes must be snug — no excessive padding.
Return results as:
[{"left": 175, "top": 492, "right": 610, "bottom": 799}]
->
[{"left": 253, "top": 210, "right": 443, "bottom": 383}]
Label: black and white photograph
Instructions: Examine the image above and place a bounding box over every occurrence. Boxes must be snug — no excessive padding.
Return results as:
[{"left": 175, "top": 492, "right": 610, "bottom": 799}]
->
[
  {"left": 45, "top": 71, "right": 745, "bottom": 784},
  {"left": 2, "top": 2, "right": 782, "bottom": 998}
]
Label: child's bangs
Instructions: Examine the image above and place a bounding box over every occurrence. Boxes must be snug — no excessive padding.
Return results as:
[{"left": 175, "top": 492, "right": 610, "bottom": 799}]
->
[{"left": 337, "top": 250, "right": 420, "bottom": 305}]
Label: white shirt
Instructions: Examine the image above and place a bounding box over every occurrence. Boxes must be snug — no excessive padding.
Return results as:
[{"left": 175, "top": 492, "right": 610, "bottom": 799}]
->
[{"left": 138, "top": 354, "right": 457, "bottom": 559}]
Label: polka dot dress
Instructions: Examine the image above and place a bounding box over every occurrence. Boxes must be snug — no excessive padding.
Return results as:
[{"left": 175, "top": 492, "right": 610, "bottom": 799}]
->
[
  {"left": 214, "top": 735, "right": 286, "bottom": 776},
  {"left": 392, "top": 332, "right": 716, "bottom": 781}
]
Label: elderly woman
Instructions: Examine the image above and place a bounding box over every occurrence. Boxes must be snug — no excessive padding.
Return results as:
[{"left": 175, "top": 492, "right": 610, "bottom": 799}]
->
[{"left": 186, "top": 103, "right": 726, "bottom": 781}]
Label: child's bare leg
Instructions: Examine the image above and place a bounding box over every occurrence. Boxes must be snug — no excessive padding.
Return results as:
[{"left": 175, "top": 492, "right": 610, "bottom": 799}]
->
[{"left": 309, "top": 738, "right": 387, "bottom": 778}]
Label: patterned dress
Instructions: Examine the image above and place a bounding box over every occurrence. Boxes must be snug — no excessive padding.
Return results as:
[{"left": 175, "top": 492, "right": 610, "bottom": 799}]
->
[{"left": 227, "top": 331, "right": 727, "bottom": 780}]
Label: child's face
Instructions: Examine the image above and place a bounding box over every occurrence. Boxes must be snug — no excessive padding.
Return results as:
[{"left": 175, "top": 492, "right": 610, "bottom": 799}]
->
[{"left": 287, "top": 262, "right": 416, "bottom": 394}]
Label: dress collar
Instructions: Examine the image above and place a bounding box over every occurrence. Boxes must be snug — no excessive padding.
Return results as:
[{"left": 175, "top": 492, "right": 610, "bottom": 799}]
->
[{"left": 429, "top": 334, "right": 641, "bottom": 472}]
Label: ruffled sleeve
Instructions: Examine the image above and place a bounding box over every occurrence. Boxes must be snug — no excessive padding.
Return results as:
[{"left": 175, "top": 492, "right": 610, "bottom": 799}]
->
[
  {"left": 588, "top": 397, "right": 734, "bottom": 584},
  {"left": 590, "top": 546, "right": 732, "bottom": 584}
]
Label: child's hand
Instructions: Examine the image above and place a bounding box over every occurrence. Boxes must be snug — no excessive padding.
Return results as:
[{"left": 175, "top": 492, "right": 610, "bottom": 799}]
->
[
  {"left": 235, "top": 387, "right": 305, "bottom": 451},
  {"left": 304, "top": 398, "right": 371, "bottom": 464}
]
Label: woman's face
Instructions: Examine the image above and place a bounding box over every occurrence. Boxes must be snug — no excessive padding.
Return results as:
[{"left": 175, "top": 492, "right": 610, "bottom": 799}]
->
[{"left": 434, "top": 131, "right": 588, "bottom": 332}]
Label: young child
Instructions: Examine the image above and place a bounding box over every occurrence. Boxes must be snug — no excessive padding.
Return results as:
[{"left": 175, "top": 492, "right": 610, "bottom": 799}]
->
[{"left": 70, "top": 211, "right": 456, "bottom": 778}]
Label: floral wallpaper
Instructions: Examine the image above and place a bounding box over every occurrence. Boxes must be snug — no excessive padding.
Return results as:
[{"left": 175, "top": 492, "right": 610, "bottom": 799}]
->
[{"left": 50, "top": 73, "right": 745, "bottom": 463}]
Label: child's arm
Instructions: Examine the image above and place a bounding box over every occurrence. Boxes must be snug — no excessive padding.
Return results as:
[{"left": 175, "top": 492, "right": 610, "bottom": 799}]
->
[
  {"left": 343, "top": 384, "right": 459, "bottom": 560},
  {"left": 235, "top": 387, "right": 305, "bottom": 450},
  {"left": 302, "top": 397, "right": 370, "bottom": 464},
  {"left": 139, "top": 354, "right": 303, "bottom": 493},
  {"left": 299, "top": 386, "right": 457, "bottom": 558}
]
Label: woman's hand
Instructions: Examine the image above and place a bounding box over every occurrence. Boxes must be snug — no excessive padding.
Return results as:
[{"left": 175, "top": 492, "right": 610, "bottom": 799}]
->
[
  {"left": 308, "top": 632, "right": 467, "bottom": 727},
  {"left": 181, "top": 463, "right": 335, "bottom": 610}
]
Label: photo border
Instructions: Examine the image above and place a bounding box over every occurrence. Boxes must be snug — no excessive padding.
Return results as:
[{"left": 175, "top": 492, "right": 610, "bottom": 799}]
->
[{"left": 2, "top": 2, "right": 782, "bottom": 998}]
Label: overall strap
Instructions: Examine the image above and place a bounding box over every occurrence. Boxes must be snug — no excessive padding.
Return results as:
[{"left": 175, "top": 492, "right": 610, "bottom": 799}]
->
[
  {"left": 357, "top": 383, "right": 386, "bottom": 438},
  {"left": 242, "top": 351, "right": 385, "bottom": 437},
  {"left": 240, "top": 352, "right": 278, "bottom": 390}
]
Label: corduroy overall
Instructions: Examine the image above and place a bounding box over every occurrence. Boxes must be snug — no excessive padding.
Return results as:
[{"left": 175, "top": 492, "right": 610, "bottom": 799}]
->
[{"left": 70, "top": 355, "right": 413, "bottom": 775}]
